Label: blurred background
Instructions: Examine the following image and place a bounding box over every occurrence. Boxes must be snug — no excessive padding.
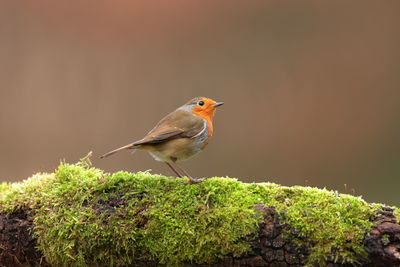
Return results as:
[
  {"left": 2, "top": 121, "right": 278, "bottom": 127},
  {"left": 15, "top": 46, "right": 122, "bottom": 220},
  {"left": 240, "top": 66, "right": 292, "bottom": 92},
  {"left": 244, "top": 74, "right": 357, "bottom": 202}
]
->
[{"left": 0, "top": 1, "right": 399, "bottom": 205}]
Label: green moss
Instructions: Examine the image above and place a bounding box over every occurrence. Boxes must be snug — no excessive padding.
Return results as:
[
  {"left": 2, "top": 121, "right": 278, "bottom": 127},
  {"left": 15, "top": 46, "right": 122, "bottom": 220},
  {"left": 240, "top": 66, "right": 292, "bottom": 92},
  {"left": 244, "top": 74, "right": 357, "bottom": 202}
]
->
[
  {"left": 0, "top": 160, "right": 395, "bottom": 266},
  {"left": 0, "top": 173, "right": 55, "bottom": 212},
  {"left": 395, "top": 208, "right": 400, "bottom": 222},
  {"left": 247, "top": 184, "right": 376, "bottom": 265},
  {"left": 0, "top": 182, "right": 11, "bottom": 195}
]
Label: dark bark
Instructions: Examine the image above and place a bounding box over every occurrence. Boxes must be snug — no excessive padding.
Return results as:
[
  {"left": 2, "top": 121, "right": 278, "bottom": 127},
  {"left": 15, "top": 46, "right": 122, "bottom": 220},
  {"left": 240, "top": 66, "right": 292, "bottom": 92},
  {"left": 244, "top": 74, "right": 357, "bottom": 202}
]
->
[
  {"left": 1, "top": 206, "right": 399, "bottom": 267},
  {"left": 0, "top": 210, "right": 48, "bottom": 267},
  {"left": 363, "top": 207, "right": 400, "bottom": 266}
]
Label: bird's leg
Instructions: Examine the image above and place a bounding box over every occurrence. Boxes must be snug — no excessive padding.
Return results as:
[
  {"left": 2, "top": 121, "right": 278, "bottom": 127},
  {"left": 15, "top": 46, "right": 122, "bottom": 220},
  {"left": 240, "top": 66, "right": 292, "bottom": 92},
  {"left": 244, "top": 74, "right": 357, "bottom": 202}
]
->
[
  {"left": 173, "top": 162, "right": 202, "bottom": 184},
  {"left": 173, "top": 163, "right": 192, "bottom": 178},
  {"left": 165, "top": 162, "right": 183, "bottom": 178}
]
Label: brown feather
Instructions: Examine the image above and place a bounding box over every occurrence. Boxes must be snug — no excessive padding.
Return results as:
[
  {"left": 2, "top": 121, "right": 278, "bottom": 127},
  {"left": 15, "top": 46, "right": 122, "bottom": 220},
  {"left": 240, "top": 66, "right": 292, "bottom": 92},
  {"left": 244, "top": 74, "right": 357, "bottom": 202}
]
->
[
  {"left": 100, "top": 109, "right": 205, "bottom": 158},
  {"left": 100, "top": 143, "right": 136, "bottom": 158},
  {"left": 134, "top": 109, "right": 205, "bottom": 145}
]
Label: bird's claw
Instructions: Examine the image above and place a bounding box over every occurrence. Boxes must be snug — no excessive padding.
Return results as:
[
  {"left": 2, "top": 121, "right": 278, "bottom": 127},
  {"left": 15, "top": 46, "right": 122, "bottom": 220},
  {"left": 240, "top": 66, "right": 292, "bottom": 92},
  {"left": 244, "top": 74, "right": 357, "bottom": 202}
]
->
[{"left": 183, "top": 177, "right": 203, "bottom": 185}]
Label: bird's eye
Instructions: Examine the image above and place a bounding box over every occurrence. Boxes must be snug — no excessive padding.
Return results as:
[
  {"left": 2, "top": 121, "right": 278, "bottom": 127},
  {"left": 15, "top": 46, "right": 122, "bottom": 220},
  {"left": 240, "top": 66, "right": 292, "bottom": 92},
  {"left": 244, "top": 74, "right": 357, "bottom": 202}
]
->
[{"left": 198, "top": 101, "right": 205, "bottom": 106}]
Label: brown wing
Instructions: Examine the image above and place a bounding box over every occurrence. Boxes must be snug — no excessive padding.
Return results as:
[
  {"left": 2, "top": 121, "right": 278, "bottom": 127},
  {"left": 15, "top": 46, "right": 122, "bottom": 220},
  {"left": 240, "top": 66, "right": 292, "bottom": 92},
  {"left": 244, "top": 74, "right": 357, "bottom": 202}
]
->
[
  {"left": 100, "top": 109, "right": 204, "bottom": 158},
  {"left": 133, "top": 109, "right": 205, "bottom": 146}
]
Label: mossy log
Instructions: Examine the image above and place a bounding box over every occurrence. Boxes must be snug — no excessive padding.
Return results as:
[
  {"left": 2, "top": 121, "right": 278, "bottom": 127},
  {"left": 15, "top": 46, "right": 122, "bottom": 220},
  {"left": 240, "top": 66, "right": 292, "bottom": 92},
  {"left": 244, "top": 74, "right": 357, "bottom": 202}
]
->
[{"left": 0, "top": 161, "right": 399, "bottom": 267}]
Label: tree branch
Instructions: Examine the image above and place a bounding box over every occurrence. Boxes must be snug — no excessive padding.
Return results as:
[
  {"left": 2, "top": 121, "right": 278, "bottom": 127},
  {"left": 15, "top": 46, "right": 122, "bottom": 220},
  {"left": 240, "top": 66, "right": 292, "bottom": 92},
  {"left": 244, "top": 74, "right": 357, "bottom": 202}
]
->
[{"left": 0, "top": 162, "right": 399, "bottom": 266}]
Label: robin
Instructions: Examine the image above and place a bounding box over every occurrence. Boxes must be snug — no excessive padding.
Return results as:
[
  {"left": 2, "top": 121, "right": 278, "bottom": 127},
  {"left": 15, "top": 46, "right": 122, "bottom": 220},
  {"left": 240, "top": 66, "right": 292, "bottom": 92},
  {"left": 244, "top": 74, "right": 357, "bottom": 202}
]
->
[{"left": 100, "top": 97, "right": 224, "bottom": 184}]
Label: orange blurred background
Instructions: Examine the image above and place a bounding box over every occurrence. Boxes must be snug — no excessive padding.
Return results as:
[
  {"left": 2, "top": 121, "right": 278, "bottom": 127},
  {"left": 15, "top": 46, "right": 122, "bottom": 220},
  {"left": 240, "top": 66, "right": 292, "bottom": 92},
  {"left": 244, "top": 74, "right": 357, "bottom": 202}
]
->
[{"left": 1, "top": 1, "right": 399, "bottom": 205}]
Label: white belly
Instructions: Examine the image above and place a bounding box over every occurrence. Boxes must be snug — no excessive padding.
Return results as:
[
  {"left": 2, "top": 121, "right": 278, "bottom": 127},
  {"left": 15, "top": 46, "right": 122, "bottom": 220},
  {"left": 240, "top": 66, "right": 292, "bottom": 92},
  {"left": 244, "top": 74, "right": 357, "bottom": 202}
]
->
[{"left": 147, "top": 135, "right": 207, "bottom": 163}]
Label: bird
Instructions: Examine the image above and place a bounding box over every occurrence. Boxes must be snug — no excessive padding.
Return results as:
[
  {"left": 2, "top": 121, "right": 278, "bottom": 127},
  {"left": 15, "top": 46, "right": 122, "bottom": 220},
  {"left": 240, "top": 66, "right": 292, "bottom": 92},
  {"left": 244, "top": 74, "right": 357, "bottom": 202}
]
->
[{"left": 100, "top": 97, "right": 224, "bottom": 184}]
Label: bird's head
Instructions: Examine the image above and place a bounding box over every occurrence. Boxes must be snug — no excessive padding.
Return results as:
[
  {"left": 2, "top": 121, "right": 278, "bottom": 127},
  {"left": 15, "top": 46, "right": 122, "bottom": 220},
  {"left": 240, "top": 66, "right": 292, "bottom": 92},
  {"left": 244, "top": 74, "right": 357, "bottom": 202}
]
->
[{"left": 182, "top": 97, "right": 224, "bottom": 121}]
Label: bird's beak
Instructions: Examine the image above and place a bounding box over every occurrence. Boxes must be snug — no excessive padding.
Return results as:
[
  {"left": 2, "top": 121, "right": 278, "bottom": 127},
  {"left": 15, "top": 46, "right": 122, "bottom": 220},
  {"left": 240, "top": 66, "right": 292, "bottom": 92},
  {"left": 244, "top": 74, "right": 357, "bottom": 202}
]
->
[{"left": 214, "top": 102, "right": 224, "bottom": 107}]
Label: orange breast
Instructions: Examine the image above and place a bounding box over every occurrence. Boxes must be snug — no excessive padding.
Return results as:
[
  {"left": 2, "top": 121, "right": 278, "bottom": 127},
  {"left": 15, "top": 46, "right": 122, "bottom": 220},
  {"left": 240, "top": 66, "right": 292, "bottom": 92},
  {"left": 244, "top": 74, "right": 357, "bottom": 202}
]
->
[
  {"left": 191, "top": 109, "right": 215, "bottom": 137},
  {"left": 204, "top": 116, "right": 213, "bottom": 137}
]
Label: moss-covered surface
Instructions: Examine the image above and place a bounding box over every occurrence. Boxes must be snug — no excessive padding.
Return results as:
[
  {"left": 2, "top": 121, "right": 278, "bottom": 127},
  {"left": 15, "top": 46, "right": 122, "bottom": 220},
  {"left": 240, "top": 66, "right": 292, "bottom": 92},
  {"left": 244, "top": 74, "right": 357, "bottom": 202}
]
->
[{"left": 0, "top": 159, "right": 399, "bottom": 266}]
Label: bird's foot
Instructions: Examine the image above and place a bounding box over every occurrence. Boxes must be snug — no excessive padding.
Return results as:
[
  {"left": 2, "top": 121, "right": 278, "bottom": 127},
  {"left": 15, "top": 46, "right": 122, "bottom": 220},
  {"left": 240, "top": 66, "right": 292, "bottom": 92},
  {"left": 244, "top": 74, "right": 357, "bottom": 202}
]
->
[{"left": 183, "top": 177, "right": 203, "bottom": 185}]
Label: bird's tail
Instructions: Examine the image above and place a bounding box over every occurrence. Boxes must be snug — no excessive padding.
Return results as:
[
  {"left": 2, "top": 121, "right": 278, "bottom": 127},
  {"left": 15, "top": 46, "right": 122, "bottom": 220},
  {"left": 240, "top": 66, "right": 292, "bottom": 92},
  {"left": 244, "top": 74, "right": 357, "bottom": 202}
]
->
[{"left": 100, "top": 143, "right": 136, "bottom": 158}]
